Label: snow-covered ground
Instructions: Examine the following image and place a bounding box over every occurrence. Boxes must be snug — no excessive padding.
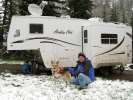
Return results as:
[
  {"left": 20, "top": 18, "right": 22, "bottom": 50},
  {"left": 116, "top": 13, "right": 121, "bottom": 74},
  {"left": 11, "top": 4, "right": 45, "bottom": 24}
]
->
[{"left": 0, "top": 73, "right": 133, "bottom": 100}]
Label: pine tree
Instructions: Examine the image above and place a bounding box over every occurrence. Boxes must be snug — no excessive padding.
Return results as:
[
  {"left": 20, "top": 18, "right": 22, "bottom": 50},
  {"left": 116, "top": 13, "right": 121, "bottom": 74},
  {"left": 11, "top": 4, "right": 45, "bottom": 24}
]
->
[
  {"left": 110, "top": 1, "right": 119, "bottom": 22},
  {"left": 43, "top": 0, "right": 69, "bottom": 16},
  {"left": 102, "top": 3, "right": 107, "bottom": 22},
  {"left": 2, "top": 0, "right": 19, "bottom": 34},
  {"left": 110, "top": 9, "right": 119, "bottom": 22},
  {"left": 68, "top": 0, "right": 93, "bottom": 19},
  {"left": 0, "top": 0, "right": 4, "bottom": 48},
  {"left": 118, "top": 0, "right": 127, "bottom": 23},
  {"left": 102, "top": 0, "right": 111, "bottom": 22},
  {"left": 2, "top": 0, "right": 11, "bottom": 48}
]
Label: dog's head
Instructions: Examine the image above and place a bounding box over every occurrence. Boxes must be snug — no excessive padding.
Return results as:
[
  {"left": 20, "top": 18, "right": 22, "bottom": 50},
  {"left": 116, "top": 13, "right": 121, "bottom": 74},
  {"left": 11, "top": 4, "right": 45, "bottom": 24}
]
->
[
  {"left": 51, "top": 60, "right": 71, "bottom": 80},
  {"left": 51, "top": 60, "right": 60, "bottom": 73},
  {"left": 51, "top": 60, "right": 64, "bottom": 74},
  {"left": 51, "top": 60, "right": 59, "bottom": 67}
]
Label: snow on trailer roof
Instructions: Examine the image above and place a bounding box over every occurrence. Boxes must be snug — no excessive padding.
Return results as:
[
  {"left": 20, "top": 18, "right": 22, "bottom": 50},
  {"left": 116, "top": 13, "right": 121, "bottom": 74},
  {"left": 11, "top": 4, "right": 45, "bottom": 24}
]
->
[
  {"left": 88, "top": 18, "right": 131, "bottom": 29},
  {"left": 12, "top": 16, "right": 131, "bottom": 29},
  {"left": 12, "top": 16, "right": 103, "bottom": 23},
  {"left": 12, "top": 15, "right": 88, "bottom": 21}
]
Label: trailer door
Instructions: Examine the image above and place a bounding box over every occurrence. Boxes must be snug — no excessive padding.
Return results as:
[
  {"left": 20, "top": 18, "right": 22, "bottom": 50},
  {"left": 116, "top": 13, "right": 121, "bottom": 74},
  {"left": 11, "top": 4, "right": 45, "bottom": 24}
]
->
[{"left": 82, "top": 26, "right": 92, "bottom": 59}]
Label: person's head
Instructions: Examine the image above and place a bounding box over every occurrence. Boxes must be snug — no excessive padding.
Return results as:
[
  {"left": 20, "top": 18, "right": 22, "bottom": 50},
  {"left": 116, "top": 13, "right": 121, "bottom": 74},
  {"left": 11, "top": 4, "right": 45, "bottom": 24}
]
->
[{"left": 78, "top": 53, "right": 86, "bottom": 63}]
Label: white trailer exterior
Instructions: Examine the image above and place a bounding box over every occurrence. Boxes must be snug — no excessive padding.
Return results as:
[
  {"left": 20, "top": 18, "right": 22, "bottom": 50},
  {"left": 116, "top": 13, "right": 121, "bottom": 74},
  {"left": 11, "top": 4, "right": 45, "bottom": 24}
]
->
[{"left": 7, "top": 16, "right": 132, "bottom": 69}]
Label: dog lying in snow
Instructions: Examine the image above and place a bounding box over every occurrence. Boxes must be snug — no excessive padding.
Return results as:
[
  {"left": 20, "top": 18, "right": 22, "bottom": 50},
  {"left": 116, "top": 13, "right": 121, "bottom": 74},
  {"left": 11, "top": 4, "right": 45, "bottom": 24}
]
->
[{"left": 51, "top": 61, "right": 72, "bottom": 83}]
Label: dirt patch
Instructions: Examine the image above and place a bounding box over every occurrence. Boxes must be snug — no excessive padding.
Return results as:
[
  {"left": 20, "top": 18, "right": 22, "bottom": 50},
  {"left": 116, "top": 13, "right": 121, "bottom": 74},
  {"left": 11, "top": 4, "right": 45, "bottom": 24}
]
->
[
  {"left": 112, "top": 70, "right": 133, "bottom": 81},
  {"left": 0, "top": 64, "right": 21, "bottom": 74},
  {"left": 102, "top": 70, "right": 133, "bottom": 82}
]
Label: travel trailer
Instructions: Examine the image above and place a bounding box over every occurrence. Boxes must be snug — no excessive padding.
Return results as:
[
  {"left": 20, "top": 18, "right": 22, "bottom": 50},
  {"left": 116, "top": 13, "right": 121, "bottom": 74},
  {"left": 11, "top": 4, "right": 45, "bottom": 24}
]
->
[
  {"left": 7, "top": 3, "right": 132, "bottom": 74},
  {"left": 7, "top": 16, "right": 132, "bottom": 71}
]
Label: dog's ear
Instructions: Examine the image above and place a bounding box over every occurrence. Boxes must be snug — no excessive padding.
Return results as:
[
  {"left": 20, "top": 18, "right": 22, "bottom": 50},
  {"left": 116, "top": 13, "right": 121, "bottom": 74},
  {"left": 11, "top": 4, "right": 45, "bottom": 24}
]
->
[
  {"left": 56, "top": 61, "right": 59, "bottom": 65},
  {"left": 51, "top": 60, "right": 54, "bottom": 65}
]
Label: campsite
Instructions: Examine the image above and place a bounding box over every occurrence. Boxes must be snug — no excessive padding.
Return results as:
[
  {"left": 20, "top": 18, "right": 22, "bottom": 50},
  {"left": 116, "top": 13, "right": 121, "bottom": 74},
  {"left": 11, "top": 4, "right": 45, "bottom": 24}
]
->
[{"left": 0, "top": 0, "right": 133, "bottom": 100}]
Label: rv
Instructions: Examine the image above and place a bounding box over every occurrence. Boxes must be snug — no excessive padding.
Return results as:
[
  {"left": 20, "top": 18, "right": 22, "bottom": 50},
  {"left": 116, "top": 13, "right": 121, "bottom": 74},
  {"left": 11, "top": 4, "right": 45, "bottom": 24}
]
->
[{"left": 7, "top": 16, "right": 132, "bottom": 73}]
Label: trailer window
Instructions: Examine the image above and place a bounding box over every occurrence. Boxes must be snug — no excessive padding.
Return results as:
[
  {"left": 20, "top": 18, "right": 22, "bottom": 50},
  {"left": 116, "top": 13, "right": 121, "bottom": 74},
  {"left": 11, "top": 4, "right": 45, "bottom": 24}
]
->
[
  {"left": 30, "top": 24, "right": 43, "bottom": 34},
  {"left": 101, "top": 34, "right": 118, "bottom": 44},
  {"left": 84, "top": 30, "right": 88, "bottom": 43}
]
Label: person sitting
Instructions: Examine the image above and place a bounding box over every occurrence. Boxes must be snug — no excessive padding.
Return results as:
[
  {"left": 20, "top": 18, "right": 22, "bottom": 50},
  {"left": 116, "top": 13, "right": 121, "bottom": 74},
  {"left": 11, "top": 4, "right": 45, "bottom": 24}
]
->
[
  {"left": 65, "top": 53, "right": 95, "bottom": 89},
  {"left": 21, "top": 61, "right": 32, "bottom": 74}
]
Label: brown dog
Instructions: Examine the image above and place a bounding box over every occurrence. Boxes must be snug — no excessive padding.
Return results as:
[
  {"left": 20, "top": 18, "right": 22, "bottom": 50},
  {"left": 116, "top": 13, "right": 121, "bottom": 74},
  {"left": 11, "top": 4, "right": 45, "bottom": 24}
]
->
[{"left": 51, "top": 61, "right": 72, "bottom": 83}]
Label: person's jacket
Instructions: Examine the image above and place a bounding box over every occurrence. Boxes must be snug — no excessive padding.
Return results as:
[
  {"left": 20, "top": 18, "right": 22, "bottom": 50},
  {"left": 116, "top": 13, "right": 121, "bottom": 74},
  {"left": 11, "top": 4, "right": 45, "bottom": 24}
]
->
[{"left": 67, "top": 59, "right": 95, "bottom": 81}]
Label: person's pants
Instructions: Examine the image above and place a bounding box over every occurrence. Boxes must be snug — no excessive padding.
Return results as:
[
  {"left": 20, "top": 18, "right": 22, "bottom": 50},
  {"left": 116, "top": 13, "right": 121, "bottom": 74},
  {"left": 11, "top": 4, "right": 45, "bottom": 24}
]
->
[
  {"left": 21, "top": 67, "right": 31, "bottom": 74},
  {"left": 70, "top": 73, "right": 91, "bottom": 88}
]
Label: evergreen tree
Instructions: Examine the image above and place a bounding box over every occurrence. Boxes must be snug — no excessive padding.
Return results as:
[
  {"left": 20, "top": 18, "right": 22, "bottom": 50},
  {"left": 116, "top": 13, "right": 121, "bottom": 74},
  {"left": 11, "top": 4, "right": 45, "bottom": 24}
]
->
[
  {"left": 102, "top": 0, "right": 111, "bottom": 22},
  {"left": 43, "top": 0, "right": 69, "bottom": 16},
  {"left": 102, "top": 3, "right": 107, "bottom": 22},
  {"left": 68, "top": 0, "right": 93, "bottom": 19},
  {"left": 118, "top": 0, "right": 127, "bottom": 23},
  {"left": 110, "top": 9, "right": 119, "bottom": 22},
  {"left": 110, "top": 1, "right": 119, "bottom": 22},
  {"left": 2, "top": 0, "right": 12, "bottom": 48},
  {"left": 2, "top": 0, "right": 19, "bottom": 35},
  {"left": 0, "top": 0, "right": 4, "bottom": 48}
]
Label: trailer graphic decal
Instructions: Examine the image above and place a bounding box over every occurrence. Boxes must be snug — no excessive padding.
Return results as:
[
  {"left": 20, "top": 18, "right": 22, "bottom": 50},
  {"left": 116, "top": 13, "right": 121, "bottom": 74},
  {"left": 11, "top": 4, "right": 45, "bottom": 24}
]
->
[
  {"left": 26, "top": 37, "right": 81, "bottom": 46},
  {"left": 126, "top": 32, "right": 132, "bottom": 39},
  {"left": 95, "top": 36, "right": 125, "bottom": 56},
  {"left": 40, "top": 41, "right": 64, "bottom": 47},
  {"left": 109, "top": 52, "right": 125, "bottom": 55},
  {"left": 12, "top": 40, "right": 24, "bottom": 44},
  {"left": 11, "top": 37, "right": 81, "bottom": 46}
]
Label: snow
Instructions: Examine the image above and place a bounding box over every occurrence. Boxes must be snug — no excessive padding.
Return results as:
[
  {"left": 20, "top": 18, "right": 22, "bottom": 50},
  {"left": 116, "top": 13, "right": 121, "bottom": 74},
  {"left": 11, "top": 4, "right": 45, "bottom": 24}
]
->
[
  {"left": 88, "top": 17, "right": 104, "bottom": 23},
  {"left": 125, "top": 64, "right": 133, "bottom": 71},
  {"left": 0, "top": 73, "right": 133, "bottom": 100}
]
